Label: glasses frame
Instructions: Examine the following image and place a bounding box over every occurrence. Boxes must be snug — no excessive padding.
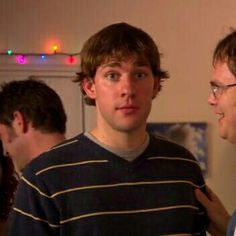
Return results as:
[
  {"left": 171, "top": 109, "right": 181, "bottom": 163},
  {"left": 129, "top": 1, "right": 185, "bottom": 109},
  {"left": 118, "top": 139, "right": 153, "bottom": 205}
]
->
[{"left": 210, "top": 82, "right": 236, "bottom": 98}]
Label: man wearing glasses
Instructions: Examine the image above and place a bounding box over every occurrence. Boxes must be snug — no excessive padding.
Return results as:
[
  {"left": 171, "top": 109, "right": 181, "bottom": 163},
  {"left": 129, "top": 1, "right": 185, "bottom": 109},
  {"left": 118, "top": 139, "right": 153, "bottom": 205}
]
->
[{"left": 195, "top": 30, "right": 236, "bottom": 236}]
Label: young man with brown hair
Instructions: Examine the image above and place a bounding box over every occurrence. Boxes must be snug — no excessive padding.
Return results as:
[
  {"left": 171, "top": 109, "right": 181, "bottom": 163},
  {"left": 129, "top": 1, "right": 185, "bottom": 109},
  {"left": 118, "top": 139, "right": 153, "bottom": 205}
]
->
[{"left": 8, "top": 23, "right": 208, "bottom": 235}]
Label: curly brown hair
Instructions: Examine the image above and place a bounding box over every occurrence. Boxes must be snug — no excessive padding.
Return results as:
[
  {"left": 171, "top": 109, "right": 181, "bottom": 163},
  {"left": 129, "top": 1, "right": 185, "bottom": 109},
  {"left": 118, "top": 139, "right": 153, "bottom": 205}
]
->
[{"left": 0, "top": 141, "right": 18, "bottom": 221}]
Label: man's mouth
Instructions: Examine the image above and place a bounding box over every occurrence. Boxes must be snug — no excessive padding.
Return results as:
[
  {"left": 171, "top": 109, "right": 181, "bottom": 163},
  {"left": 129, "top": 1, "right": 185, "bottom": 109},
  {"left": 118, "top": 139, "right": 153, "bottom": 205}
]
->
[
  {"left": 217, "top": 113, "right": 224, "bottom": 123},
  {"left": 116, "top": 106, "right": 138, "bottom": 114}
]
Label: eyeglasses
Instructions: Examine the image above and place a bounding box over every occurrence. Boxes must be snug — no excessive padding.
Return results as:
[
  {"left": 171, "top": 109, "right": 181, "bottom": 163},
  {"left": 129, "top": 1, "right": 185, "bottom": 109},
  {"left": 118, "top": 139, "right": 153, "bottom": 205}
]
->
[{"left": 210, "top": 82, "right": 236, "bottom": 98}]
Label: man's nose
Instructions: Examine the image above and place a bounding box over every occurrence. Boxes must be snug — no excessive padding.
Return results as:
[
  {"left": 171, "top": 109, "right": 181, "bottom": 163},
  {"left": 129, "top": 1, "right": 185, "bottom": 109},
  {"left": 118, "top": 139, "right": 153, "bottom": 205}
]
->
[
  {"left": 120, "top": 77, "right": 136, "bottom": 97},
  {"left": 208, "top": 93, "right": 217, "bottom": 106}
]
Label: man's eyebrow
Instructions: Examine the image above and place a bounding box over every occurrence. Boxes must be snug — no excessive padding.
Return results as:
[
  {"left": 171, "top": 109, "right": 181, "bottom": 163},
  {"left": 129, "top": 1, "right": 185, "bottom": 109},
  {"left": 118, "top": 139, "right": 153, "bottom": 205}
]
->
[
  {"left": 100, "top": 59, "right": 150, "bottom": 69},
  {"left": 210, "top": 81, "right": 216, "bottom": 85},
  {"left": 210, "top": 80, "right": 223, "bottom": 86},
  {"left": 101, "top": 62, "right": 121, "bottom": 68}
]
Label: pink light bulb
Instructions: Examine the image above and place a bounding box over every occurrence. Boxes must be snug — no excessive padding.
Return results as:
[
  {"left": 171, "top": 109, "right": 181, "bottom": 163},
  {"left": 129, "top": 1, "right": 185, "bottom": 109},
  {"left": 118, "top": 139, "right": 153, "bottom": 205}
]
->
[{"left": 17, "top": 55, "right": 26, "bottom": 64}]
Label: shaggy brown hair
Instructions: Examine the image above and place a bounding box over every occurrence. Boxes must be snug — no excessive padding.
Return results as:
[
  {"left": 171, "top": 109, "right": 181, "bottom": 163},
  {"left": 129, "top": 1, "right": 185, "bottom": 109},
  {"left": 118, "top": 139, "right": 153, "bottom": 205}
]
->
[{"left": 75, "top": 22, "right": 169, "bottom": 106}]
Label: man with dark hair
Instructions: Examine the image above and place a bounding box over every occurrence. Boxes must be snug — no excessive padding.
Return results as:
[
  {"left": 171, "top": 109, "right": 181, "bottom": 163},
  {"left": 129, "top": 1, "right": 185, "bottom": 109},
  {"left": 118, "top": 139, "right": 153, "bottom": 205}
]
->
[
  {"left": 8, "top": 23, "right": 208, "bottom": 235},
  {"left": 0, "top": 78, "right": 67, "bottom": 173},
  {"left": 195, "top": 30, "right": 236, "bottom": 236}
]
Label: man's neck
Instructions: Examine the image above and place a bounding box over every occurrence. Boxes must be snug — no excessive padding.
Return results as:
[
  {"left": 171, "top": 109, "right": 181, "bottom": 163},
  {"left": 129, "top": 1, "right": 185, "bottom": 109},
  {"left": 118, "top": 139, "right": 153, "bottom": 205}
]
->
[
  {"left": 90, "top": 128, "right": 147, "bottom": 151},
  {"left": 30, "top": 132, "right": 65, "bottom": 158},
  {"left": 18, "top": 131, "right": 65, "bottom": 172}
]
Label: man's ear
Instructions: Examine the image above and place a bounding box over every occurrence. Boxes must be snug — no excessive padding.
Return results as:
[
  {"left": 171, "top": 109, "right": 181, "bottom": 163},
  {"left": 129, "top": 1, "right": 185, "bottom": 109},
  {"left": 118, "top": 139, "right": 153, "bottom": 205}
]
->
[
  {"left": 12, "top": 111, "right": 29, "bottom": 134},
  {"left": 81, "top": 78, "right": 96, "bottom": 99},
  {"left": 152, "top": 78, "right": 160, "bottom": 99}
]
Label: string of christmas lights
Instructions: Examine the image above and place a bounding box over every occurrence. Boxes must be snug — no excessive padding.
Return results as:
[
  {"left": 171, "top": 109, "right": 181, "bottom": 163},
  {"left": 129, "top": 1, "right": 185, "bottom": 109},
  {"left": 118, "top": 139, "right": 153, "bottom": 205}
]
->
[{"left": 0, "top": 44, "right": 80, "bottom": 65}]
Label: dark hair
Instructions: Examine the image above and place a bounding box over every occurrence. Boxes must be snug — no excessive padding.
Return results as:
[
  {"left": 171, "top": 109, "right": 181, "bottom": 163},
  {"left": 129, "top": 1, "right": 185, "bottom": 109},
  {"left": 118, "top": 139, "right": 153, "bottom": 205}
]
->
[
  {"left": 0, "top": 141, "right": 18, "bottom": 221},
  {"left": 213, "top": 29, "right": 236, "bottom": 77},
  {"left": 0, "top": 78, "right": 67, "bottom": 134},
  {"left": 75, "top": 22, "right": 169, "bottom": 105}
]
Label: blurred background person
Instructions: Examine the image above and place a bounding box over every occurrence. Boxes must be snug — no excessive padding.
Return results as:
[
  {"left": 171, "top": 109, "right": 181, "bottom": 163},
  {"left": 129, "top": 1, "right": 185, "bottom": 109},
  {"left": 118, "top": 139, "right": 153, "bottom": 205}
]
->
[
  {"left": 0, "top": 141, "right": 18, "bottom": 235},
  {"left": 0, "top": 78, "right": 67, "bottom": 174}
]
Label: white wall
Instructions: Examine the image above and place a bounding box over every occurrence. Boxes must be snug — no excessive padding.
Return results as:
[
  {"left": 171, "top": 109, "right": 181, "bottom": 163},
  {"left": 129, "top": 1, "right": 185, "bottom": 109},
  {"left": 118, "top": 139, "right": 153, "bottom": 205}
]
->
[{"left": 0, "top": 0, "right": 236, "bottom": 214}]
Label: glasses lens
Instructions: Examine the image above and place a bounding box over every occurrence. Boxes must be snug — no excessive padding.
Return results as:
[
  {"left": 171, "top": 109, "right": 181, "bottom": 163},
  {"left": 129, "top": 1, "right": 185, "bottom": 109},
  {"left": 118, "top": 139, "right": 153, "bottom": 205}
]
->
[{"left": 210, "top": 83, "right": 218, "bottom": 97}]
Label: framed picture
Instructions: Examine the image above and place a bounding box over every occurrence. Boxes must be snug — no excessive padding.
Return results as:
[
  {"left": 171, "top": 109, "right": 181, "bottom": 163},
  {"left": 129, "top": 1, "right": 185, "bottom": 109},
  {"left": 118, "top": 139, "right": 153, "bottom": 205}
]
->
[{"left": 146, "top": 122, "right": 208, "bottom": 176}]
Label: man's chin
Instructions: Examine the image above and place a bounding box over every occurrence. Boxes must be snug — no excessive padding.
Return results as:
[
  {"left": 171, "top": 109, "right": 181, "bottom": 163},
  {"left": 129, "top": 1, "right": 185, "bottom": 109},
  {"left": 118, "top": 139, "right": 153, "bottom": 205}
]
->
[
  {"left": 219, "top": 130, "right": 236, "bottom": 144},
  {"left": 218, "top": 131, "right": 228, "bottom": 143},
  {"left": 226, "top": 135, "right": 236, "bottom": 144}
]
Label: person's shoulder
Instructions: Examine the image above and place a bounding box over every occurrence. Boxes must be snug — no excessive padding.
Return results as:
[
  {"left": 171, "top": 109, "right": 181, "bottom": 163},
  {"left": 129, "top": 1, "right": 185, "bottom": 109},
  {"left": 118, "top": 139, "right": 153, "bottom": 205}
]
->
[
  {"left": 148, "top": 134, "right": 204, "bottom": 182},
  {"left": 149, "top": 134, "right": 196, "bottom": 161},
  {"left": 149, "top": 134, "right": 186, "bottom": 149},
  {"left": 22, "top": 133, "right": 88, "bottom": 175}
]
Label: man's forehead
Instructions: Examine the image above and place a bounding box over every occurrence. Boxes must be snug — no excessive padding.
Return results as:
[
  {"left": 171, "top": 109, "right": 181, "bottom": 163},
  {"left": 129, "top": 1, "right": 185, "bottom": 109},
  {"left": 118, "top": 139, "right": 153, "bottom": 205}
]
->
[
  {"left": 213, "top": 62, "right": 231, "bottom": 76},
  {"left": 211, "top": 62, "right": 236, "bottom": 85},
  {"left": 100, "top": 55, "right": 150, "bottom": 67}
]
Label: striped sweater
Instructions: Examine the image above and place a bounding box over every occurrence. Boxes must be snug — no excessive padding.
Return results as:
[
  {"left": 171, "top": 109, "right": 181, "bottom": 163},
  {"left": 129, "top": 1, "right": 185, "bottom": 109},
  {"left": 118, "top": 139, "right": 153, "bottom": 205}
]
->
[{"left": 8, "top": 134, "right": 208, "bottom": 235}]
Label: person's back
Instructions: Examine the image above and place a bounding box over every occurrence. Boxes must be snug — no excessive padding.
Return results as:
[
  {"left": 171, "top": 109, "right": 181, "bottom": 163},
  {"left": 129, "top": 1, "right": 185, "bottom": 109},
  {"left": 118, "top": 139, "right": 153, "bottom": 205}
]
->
[{"left": 0, "top": 78, "right": 67, "bottom": 234}]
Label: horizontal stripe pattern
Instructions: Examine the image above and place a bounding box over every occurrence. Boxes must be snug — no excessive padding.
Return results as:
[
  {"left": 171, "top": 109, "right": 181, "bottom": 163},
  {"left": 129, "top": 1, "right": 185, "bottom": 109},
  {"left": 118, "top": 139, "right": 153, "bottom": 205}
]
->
[
  {"left": 13, "top": 204, "right": 200, "bottom": 227},
  {"left": 8, "top": 134, "right": 208, "bottom": 235},
  {"left": 60, "top": 205, "right": 199, "bottom": 224},
  {"left": 22, "top": 175, "right": 205, "bottom": 198},
  {"left": 13, "top": 207, "right": 60, "bottom": 228},
  {"left": 36, "top": 159, "right": 108, "bottom": 175},
  {"left": 148, "top": 156, "right": 200, "bottom": 166}
]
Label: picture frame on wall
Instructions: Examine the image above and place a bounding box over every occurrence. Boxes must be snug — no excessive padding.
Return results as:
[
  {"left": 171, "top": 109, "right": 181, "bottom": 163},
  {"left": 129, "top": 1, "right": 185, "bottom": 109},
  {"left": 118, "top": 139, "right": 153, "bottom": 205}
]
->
[{"left": 146, "top": 122, "right": 208, "bottom": 176}]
